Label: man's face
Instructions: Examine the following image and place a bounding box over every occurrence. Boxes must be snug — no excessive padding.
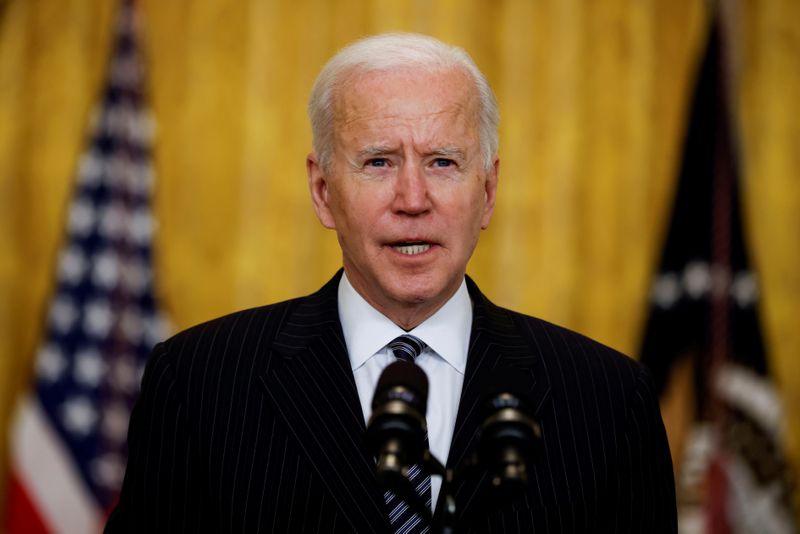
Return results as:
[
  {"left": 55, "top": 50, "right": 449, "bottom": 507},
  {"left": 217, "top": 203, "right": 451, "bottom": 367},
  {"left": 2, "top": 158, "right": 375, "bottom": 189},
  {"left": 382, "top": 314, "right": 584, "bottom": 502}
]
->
[{"left": 308, "top": 66, "right": 498, "bottom": 327}]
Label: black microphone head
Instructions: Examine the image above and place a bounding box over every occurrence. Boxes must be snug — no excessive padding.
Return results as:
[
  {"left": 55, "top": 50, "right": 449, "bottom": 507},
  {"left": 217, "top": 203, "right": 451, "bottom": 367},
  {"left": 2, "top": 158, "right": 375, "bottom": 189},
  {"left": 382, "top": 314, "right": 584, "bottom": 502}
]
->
[
  {"left": 478, "top": 367, "right": 542, "bottom": 493},
  {"left": 367, "top": 361, "right": 430, "bottom": 483},
  {"left": 480, "top": 368, "right": 535, "bottom": 418},
  {"left": 372, "top": 360, "right": 428, "bottom": 413},
  {"left": 367, "top": 361, "right": 428, "bottom": 468}
]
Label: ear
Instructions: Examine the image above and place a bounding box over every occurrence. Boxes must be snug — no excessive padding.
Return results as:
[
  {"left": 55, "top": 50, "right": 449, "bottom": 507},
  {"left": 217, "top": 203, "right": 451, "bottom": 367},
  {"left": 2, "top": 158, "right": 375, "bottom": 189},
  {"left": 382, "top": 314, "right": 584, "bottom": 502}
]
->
[
  {"left": 480, "top": 157, "right": 499, "bottom": 229},
  {"left": 307, "top": 153, "right": 336, "bottom": 229}
]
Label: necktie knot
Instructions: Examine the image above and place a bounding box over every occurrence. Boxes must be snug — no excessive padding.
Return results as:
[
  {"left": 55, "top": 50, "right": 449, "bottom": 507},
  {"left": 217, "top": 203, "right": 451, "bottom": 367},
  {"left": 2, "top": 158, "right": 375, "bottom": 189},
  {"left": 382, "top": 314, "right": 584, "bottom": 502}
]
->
[{"left": 388, "top": 335, "right": 427, "bottom": 363}]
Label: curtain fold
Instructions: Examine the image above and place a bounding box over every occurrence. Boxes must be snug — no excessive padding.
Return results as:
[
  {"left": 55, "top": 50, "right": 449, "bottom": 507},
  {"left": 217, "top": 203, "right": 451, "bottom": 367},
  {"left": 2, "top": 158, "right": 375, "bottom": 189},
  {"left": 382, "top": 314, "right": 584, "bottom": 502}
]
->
[
  {"left": 1, "top": 0, "right": 796, "bottom": 521},
  {"left": 727, "top": 0, "right": 800, "bottom": 506}
]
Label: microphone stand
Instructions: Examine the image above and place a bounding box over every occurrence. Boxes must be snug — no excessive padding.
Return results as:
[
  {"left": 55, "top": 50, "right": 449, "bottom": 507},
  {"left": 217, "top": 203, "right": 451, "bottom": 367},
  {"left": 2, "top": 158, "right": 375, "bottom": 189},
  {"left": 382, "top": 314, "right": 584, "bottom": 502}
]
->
[
  {"left": 423, "top": 452, "right": 457, "bottom": 534},
  {"left": 436, "top": 468, "right": 457, "bottom": 534}
]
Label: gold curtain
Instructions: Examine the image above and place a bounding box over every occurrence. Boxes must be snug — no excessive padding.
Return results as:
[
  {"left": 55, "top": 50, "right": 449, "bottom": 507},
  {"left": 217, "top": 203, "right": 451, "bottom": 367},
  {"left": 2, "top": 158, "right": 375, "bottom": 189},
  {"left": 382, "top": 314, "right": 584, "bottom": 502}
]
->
[
  {"left": 727, "top": 0, "right": 800, "bottom": 505},
  {"left": 0, "top": 0, "right": 118, "bottom": 522},
  {"left": 1, "top": 0, "right": 797, "bottom": 522}
]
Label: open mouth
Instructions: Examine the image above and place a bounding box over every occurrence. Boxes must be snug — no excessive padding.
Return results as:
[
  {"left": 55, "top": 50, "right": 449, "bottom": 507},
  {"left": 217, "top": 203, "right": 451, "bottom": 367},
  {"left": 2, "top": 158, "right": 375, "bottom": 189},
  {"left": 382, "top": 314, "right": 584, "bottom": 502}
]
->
[{"left": 391, "top": 242, "right": 431, "bottom": 255}]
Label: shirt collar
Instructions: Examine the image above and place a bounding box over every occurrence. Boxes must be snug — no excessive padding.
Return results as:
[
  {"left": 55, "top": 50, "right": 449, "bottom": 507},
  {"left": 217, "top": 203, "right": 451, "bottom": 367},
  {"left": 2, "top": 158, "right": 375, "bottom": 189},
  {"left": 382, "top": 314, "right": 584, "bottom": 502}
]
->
[{"left": 338, "top": 272, "right": 472, "bottom": 375}]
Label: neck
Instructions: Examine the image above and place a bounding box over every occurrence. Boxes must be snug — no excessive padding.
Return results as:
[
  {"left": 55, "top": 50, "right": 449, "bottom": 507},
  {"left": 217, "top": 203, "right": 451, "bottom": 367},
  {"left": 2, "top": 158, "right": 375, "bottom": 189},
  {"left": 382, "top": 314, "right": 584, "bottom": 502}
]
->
[{"left": 344, "top": 271, "right": 461, "bottom": 331}]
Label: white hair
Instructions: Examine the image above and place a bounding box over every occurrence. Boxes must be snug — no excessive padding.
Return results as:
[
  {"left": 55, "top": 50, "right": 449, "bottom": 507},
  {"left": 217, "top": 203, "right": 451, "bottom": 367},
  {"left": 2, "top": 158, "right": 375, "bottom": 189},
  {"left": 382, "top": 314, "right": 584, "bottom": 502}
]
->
[{"left": 308, "top": 33, "right": 499, "bottom": 171}]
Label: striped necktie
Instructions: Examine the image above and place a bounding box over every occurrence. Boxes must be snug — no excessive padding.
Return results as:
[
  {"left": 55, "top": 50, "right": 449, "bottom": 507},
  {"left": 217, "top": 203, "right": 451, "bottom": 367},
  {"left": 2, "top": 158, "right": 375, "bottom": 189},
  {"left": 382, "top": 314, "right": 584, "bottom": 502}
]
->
[{"left": 383, "top": 334, "right": 432, "bottom": 534}]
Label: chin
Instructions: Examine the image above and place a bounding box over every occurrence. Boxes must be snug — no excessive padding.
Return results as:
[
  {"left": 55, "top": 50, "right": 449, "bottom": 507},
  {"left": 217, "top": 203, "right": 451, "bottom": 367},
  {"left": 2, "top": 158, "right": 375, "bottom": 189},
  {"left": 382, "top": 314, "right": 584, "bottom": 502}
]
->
[{"left": 387, "top": 272, "right": 455, "bottom": 307}]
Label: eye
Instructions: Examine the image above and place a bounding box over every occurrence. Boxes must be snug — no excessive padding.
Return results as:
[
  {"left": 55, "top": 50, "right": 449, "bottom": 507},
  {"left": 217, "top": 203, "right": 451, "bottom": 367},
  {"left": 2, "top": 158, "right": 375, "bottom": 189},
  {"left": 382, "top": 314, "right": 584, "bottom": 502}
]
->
[
  {"left": 433, "top": 158, "right": 454, "bottom": 168},
  {"left": 366, "top": 158, "right": 389, "bottom": 168}
]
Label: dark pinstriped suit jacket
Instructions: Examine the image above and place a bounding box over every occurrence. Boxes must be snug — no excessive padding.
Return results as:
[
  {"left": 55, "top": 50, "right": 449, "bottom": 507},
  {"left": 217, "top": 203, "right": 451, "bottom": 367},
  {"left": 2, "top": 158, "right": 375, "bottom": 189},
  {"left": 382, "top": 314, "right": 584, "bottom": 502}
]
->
[{"left": 106, "top": 271, "right": 676, "bottom": 533}]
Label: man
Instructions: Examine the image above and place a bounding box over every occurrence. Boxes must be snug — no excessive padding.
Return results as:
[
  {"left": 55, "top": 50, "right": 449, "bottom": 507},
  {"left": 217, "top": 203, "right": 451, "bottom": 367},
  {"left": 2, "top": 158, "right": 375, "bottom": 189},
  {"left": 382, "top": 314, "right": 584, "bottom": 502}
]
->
[{"left": 106, "top": 33, "right": 676, "bottom": 533}]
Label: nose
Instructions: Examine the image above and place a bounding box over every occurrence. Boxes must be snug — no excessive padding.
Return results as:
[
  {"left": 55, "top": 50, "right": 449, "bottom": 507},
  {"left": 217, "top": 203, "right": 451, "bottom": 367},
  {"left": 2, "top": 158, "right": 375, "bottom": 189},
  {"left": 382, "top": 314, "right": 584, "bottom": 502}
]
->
[{"left": 392, "top": 162, "right": 430, "bottom": 215}]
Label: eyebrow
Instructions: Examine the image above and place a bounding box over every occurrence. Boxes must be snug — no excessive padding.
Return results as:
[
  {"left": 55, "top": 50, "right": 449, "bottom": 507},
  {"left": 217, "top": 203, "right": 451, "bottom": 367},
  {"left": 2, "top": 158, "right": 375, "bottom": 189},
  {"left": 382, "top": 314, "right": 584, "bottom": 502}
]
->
[
  {"left": 430, "top": 147, "right": 466, "bottom": 159},
  {"left": 355, "top": 145, "right": 467, "bottom": 159},
  {"left": 356, "top": 145, "right": 396, "bottom": 158}
]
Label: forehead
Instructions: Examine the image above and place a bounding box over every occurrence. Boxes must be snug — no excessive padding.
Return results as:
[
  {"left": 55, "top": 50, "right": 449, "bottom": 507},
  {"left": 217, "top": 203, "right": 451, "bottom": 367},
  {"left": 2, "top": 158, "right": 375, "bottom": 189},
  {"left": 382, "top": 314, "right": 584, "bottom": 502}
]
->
[{"left": 333, "top": 67, "right": 479, "bottom": 139}]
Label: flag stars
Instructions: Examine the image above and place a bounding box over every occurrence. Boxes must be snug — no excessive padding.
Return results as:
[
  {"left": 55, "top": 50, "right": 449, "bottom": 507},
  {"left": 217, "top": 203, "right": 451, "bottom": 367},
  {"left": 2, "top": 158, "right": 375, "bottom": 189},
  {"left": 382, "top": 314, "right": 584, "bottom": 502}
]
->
[
  {"left": 731, "top": 271, "right": 759, "bottom": 308},
  {"left": 97, "top": 202, "right": 155, "bottom": 247},
  {"left": 130, "top": 209, "right": 154, "bottom": 245},
  {"left": 102, "top": 102, "right": 155, "bottom": 146},
  {"left": 68, "top": 197, "right": 96, "bottom": 237},
  {"left": 683, "top": 261, "right": 712, "bottom": 299},
  {"left": 77, "top": 150, "right": 104, "bottom": 188},
  {"left": 120, "top": 308, "right": 144, "bottom": 343},
  {"left": 74, "top": 347, "right": 107, "bottom": 388},
  {"left": 84, "top": 299, "right": 113, "bottom": 338},
  {"left": 144, "top": 315, "right": 169, "bottom": 347},
  {"left": 99, "top": 204, "right": 125, "bottom": 241},
  {"left": 110, "top": 53, "right": 142, "bottom": 89},
  {"left": 130, "top": 162, "right": 155, "bottom": 195},
  {"left": 104, "top": 103, "right": 137, "bottom": 140},
  {"left": 120, "top": 259, "right": 150, "bottom": 295},
  {"left": 91, "top": 453, "right": 126, "bottom": 489},
  {"left": 36, "top": 344, "right": 68, "bottom": 382},
  {"left": 651, "top": 273, "right": 681, "bottom": 309},
  {"left": 111, "top": 356, "right": 140, "bottom": 393},
  {"left": 61, "top": 396, "right": 99, "bottom": 437},
  {"left": 106, "top": 155, "right": 129, "bottom": 190},
  {"left": 50, "top": 295, "right": 79, "bottom": 334},
  {"left": 92, "top": 250, "right": 120, "bottom": 290},
  {"left": 651, "top": 262, "right": 760, "bottom": 310},
  {"left": 102, "top": 402, "right": 131, "bottom": 443},
  {"left": 58, "top": 246, "right": 88, "bottom": 285}
]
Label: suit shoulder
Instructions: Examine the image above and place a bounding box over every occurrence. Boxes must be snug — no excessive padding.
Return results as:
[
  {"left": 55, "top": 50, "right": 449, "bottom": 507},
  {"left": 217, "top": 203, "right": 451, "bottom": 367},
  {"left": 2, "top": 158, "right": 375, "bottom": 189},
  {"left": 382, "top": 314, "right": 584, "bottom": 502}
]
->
[
  {"left": 164, "top": 297, "right": 297, "bottom": 348},
  {"left": 150, "top": 294, "right": 316, "bottom": 380},
  {"left": 162, "top": 273, "right": 341, "bottom": 350},
  {"left": 163, "top": 299, "right": 290, "bottom": 352},
  {"left": 500, "top": 305, "right": 646, "bottom": 381},
  {"left": 492, "top": 305, "right": 658, "bottom": 433}
]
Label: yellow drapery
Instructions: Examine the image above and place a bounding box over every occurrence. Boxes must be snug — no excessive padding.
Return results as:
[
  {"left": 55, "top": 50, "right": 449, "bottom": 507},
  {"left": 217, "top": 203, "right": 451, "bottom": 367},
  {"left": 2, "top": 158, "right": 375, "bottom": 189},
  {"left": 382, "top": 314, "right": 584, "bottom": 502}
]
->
[
  {"left": 0, "top": 0, "right": 797, "bottom": 522},
  {"left": 730, "top": 2, "right": 800, "bottom": 507}
]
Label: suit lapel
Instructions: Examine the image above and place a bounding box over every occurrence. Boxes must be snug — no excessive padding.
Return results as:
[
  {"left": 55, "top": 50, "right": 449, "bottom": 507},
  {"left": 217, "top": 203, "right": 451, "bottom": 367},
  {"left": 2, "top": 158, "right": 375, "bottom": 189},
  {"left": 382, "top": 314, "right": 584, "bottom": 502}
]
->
[
  {"left": 258, "top": 272, "right": 389, "bottom": 532},
  {"left": 442, "top": 277, "right": 551, "bottom": 519}
]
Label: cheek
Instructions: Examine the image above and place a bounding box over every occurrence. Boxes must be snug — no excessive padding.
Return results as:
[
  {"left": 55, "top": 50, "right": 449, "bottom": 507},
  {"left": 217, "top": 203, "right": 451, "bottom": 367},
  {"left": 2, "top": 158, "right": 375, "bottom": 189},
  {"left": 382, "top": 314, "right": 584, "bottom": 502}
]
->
[
  {"left": 462, "top": 201, "right": 488, "bottom": 245},
  {"left": 458, "top": 189, "right": 488, "bottom": 223},
  {"left": 334, "top": 198, "right": 382, "bottom": 240},
  {"left": 329, "top": 185, "right": 361, "bottom": 225}
]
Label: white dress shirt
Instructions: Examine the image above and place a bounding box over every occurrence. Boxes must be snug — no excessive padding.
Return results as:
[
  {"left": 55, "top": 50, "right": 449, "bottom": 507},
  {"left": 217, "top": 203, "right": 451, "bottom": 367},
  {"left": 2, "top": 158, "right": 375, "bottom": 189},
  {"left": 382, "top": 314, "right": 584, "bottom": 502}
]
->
[{"left": 337, "top": 272, "right": 472, "bottom": 511}]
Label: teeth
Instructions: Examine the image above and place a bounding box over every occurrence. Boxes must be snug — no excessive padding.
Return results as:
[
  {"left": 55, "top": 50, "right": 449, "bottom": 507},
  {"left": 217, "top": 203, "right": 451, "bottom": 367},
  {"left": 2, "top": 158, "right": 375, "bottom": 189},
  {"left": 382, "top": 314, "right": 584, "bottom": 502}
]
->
[{"left": 393, "top": 243, "right": 431, "bottom": 255}]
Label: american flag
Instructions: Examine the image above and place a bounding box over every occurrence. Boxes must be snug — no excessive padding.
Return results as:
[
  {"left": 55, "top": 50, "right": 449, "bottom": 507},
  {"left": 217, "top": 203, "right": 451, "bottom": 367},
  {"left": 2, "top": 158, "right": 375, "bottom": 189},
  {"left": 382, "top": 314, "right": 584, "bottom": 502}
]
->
[{"left": 6, "top": 3, "right": 168, "bottom": 532}]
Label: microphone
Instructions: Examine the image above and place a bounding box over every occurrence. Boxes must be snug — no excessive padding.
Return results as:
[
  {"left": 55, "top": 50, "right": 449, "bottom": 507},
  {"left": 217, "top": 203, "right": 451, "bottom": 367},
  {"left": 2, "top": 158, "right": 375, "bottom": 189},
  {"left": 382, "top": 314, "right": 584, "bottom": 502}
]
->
[
  {"left": 478, "top": 369, "right": 542, "bottom": 493},
  {"left": 366, "top": 361, "right": 429, "bottom": 487}
]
